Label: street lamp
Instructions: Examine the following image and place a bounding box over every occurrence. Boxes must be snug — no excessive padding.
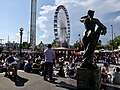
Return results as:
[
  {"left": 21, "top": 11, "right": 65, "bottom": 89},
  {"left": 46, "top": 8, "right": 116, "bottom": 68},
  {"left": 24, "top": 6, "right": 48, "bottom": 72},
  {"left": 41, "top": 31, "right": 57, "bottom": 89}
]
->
[
  {"left": 20, "top": 27, "right": 23, "bottom": 57},
  {"left": 111, "top": 25, "right": 114, "bottom": 51},
  {"left": 78, "top": 34, "right": 81, "bottom": 42}
]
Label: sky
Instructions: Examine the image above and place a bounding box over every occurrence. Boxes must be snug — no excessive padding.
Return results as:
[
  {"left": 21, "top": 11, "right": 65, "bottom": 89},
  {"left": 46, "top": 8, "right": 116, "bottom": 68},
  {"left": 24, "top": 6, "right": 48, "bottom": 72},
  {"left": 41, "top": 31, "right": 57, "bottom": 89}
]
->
[{"left": 0, "top": 0, "right": 120, "bottom": 45}]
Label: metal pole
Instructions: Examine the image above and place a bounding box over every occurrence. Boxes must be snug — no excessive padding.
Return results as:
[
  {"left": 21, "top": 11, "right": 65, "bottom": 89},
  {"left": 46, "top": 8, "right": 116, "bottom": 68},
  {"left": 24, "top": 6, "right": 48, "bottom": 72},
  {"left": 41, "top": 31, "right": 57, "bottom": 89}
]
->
[
  {"left": 27, "top": 31, "right": 29, "bottom": 43},
  {"left": 20, "top": 27, "right": 23, "bottom": 57},
  {"left": 111, "top": 25, "right": 114, "bottom": 51},
  {"left": 78, "top": 34, "right": 81, "bottom": 42}
]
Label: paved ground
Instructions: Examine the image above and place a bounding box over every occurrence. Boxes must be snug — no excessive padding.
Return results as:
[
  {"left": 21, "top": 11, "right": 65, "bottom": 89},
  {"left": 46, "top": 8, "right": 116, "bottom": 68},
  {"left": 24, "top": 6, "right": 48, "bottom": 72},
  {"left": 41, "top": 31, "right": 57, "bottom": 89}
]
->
[
  {"left": 0, "top": 63, "right": 120, "bottom": 90},
  {"left": 0, "top": 70, "right": 77, "bottom": 90}
]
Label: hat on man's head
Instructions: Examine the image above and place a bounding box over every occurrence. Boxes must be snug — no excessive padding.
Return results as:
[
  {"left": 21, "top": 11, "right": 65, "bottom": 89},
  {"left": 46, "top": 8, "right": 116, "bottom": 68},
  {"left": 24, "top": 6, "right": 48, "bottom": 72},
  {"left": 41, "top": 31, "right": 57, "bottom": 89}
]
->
[{"left": 88, "top": 10, "right": 95, "bottom": 14}]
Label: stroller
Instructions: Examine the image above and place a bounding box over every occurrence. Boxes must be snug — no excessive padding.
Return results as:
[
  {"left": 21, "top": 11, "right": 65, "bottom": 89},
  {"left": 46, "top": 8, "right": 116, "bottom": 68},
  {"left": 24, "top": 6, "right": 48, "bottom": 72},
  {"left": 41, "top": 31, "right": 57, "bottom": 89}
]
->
[{"left": 68, "top": 63, "right": 77, "bottom": 78}]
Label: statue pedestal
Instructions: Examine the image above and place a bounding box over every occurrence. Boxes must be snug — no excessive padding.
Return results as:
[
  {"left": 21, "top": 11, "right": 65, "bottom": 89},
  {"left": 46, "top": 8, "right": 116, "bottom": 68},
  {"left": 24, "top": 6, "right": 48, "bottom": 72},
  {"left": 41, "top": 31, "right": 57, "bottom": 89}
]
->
[{"left": 77, "top": 68, "right": 101, "bottom": 90}]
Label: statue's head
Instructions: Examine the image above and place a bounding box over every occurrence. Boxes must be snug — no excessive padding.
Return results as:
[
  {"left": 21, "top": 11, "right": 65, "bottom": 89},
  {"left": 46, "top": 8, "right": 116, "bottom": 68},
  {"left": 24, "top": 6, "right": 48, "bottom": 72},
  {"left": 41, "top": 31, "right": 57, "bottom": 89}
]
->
[{"left": 87, "top": 10, "right": 95, "bottom": 17}]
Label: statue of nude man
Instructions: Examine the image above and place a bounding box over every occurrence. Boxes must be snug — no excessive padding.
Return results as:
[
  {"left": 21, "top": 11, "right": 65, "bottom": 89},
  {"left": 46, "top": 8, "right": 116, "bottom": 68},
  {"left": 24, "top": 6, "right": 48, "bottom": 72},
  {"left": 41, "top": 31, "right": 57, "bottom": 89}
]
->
[{"left": 80, "top": 10, "right": 107, "bottom": 69}]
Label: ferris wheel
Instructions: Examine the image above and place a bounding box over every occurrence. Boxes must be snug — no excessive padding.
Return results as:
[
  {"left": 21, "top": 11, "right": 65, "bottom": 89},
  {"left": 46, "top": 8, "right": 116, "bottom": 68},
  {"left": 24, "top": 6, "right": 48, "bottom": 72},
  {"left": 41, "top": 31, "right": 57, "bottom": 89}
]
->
[{"left": 54, "top": 5, "right": 70, "bottom": 46}]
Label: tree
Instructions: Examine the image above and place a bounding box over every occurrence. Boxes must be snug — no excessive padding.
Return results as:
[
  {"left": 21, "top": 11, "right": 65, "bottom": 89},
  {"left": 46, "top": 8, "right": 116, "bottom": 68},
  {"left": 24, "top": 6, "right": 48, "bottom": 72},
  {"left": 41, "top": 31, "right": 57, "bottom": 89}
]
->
[
  {"left": 73, "top": 41, "right": 84, "bottom": 51},
  {"left": 106, "top": 35, "right": 120, "bottom": 50},
  {"left": 95, "top": 40, "right": 105, "bottom": 50},
  {"left": 22, "top": 42, "right": 29, "bottom": 49},
  {"left": 94, "top": 36, "right": 120, "bottom": 50},
  {"left": 73, "top": 41, "right": 79, "bottom": 49}
]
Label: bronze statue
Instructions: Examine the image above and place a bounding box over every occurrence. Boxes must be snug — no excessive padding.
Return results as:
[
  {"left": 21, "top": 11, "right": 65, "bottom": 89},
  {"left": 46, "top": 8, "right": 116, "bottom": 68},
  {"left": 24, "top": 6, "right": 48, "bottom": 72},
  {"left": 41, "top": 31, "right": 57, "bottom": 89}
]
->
[{"left": 80, "top": 10, "right": 107, "bottom": 69}]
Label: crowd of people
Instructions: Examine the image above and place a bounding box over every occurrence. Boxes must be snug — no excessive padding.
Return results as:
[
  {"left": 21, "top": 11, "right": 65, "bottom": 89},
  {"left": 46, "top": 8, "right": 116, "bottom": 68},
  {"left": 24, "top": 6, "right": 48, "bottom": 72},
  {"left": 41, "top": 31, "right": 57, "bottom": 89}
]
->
[
  {"left": 101, "top": 66, "right": 120, "bottom": 85},
  {"left": 0, "top": 45, "right": 120, "bottom": 84}
]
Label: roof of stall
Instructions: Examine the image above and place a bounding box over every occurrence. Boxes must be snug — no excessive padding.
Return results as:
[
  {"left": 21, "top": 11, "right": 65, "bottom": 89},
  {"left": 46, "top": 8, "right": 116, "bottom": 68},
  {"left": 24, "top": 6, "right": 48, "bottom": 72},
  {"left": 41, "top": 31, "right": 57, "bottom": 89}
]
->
[{"left": 52, "top": 47, "right": 77, "bottom": 51}]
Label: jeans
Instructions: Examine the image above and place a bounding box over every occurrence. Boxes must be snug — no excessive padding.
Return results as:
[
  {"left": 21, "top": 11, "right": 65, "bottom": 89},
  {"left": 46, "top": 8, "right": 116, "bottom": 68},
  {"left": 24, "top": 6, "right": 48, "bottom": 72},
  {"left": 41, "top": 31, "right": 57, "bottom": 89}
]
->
[{"left": 44, "top": 62, "right": 53, "bottom": 80}]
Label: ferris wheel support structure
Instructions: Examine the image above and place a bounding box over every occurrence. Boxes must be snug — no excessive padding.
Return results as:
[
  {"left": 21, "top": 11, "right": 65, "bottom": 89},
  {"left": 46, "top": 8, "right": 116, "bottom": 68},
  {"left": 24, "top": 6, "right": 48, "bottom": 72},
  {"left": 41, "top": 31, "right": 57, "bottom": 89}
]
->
[{"left": 54, "top": 5, "right": 70, "bottom": 47}]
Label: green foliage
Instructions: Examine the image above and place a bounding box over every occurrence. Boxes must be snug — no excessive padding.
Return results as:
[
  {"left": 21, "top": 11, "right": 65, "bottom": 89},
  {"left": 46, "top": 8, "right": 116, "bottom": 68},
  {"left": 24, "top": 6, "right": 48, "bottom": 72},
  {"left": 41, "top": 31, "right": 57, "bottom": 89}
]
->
[
  {"left": 104, "top": 35, "right": 120, "bottom": 50},
  {"left": 96, "top": 45, "right": 104, "bottom": 50},
  {"left": 73, "top": 42, "right": 79, "bottom": 49},
  {"left": 107, "top": 36, "right": 120, "bottom": 49},
  {"left": 73, "top": 42, "right": 84, "bottom": 51},
  {"left": 22, "top": 42, "right": 29, "bottom": 49}
]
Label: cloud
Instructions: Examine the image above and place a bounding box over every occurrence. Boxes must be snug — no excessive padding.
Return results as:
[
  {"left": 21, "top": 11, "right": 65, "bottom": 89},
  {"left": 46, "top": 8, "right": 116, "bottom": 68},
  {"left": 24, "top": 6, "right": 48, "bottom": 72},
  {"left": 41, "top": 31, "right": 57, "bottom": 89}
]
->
[
  {"left": 39, "top": 33, "right": 48, "bottom": 41},
  {"left": 15, "top": 31, "right": 28, "bottom": 43},
  {"left": 55, "top": 0, "right": 96, "bottom": 6},
  {"left": 37, "top": 5, "right": 56, "bottom": 44},
  {"left": 37, "top": 0, "right": 120, "bottom": 44},
  {"left": 39, "top": 5, "right": 56, "bottom": 15},
  {"left": 37, "top": 16, "right": 48, "bottom": 32},
  {"left": 114, "top": 16, "right": 120, "bottom": 23}
]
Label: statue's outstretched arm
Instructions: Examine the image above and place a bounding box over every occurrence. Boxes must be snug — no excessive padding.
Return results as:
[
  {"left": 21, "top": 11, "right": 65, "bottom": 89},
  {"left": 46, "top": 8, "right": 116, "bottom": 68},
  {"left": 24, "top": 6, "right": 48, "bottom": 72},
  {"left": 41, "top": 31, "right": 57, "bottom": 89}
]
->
[
  {"left": 96, "top": 19, "right": 107, "bottom": 35},
  {"left": 80, "top": 15, "right": 88, "bottom": 23}
]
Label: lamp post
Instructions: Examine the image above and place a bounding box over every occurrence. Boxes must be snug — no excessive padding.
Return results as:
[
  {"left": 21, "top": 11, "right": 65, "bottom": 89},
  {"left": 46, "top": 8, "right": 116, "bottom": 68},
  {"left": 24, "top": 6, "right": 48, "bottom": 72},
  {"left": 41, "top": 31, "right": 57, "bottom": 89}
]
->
[
  {"left": 78, "top": 34, "right": 83, "bottom": 51},
  {"left": 111, "top": 25, "right": 114, "bottom": 51},
  {"left": 78, "top": 34, "right": 81, "bottom": 42},
  {"left": 20, "top": 27, "right": 23, "bottom": 57}
]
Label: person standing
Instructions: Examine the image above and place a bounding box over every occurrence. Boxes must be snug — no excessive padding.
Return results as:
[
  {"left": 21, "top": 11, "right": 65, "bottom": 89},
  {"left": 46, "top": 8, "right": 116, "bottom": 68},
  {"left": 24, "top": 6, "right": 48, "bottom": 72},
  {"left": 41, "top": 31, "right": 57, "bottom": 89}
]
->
[
  {"left": 44, "top": 44, "right": 55, "bottom": 81},
  {"left": 113, "top": 67, "right": 120, "bottom": 84}
]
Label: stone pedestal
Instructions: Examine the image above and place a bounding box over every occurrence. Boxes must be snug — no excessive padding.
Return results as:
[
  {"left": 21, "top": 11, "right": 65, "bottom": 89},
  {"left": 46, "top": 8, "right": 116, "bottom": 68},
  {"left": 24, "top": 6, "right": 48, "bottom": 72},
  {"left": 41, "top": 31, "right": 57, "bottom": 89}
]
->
[{"left": 77, "top": 68, "right": 101, "bottom": 90}]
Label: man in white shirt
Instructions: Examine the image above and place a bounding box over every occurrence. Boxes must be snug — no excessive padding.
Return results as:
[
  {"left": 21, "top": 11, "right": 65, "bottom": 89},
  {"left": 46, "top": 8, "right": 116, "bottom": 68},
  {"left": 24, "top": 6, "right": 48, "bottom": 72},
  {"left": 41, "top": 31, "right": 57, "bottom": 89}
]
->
[{"left": 44, "top": 44, "right": 55, "bottom": 81}]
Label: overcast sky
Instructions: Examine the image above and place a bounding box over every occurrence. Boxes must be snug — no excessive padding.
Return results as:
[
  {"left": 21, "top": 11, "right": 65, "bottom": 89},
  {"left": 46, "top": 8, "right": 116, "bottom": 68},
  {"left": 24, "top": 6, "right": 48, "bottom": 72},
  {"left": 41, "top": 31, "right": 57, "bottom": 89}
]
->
[{"left": 0, "top": 0, "right": 120, "bottom": 45}]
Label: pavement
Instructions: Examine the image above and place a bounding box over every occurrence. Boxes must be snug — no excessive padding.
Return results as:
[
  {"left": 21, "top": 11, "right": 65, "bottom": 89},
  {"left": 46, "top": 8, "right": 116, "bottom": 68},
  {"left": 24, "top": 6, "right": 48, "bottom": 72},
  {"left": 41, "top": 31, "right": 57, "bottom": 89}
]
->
[
  {"left": 0, "top": 63, "right": 120, "bottom": 90},
  {"left": 0, "top": 70, "right": 77, "bottom": 90}
]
